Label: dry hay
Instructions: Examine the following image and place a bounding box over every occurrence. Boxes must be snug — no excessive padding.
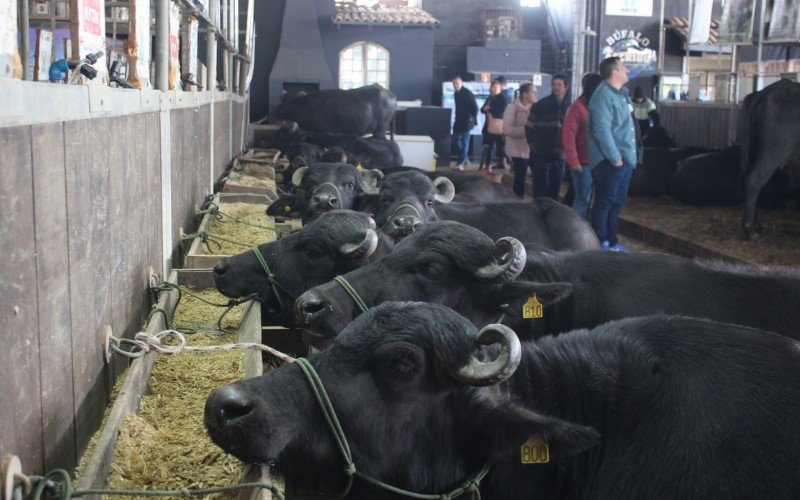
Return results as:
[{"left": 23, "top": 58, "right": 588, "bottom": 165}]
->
[
  {"left": 200, "top": 202, "right": 275, "bottom": 256},
  {"left": 105, "top": 288, "right": 251, "bottom": 498},
  {"left": 622, "top": 197, "right": 800, "bottom": 267}
]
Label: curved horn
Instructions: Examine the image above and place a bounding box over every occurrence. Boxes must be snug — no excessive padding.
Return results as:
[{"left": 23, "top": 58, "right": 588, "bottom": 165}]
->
[
  {"left": 291, "top": 166, "right": 308, "bottom": 187},
  {"left": 361, "top": 169, "right": 385, "bottom": 195},
  {"left": 339, "top": 228, "right": 379, "bottom": 259},
  {"left": 453, "top": 324, "right": 522, "bottom": 386},
  {"left": 474, "top": 237, "right": 527, "bottom": 282},
  {"left": 366, "top": 216, "right": 377, "bottom": 230},
  {"left": 433, "top": 177, "right": 455, "bottom": 203}
]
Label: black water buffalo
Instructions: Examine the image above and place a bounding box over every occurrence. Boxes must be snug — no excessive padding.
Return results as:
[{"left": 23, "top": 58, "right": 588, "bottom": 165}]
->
[
  {"left": 295, "top": 221, "right": 800, "bottom": 347},
  {"left": 213, "top": 210, "right": 392, "bottom": 327},
  {"left": 283, "top": 142, "right": 324, "bottom": 164},
  {"left": 670, "top": 147, "right": 789, "bottom": 207},
  {"left": 266, "top": 162, "right": 379, "bottom": 223},
  {"left": 629, "top": 147, "right": 709, "bottom": 197},
  {"left": 740, "top": 78, "right": 800, "bottom": 239},
  {"left": 275, "top": 85, "right": 396, "bottom": 139},
  {"left": 206, "top": 302, "right": 800, "bottom": 499},
  {"left": 363, "top": 170, "right": 599, "bottom": 249},
  {"left": 274, "top": 123, "right": 404, "bottom": 168}
]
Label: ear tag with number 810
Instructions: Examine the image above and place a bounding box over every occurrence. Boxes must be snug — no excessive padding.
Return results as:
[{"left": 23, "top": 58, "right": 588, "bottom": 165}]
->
[
  {"left": 522, "top": 294, "right": 544, "bottom": 319},
  {"left": 521, "top": 434, "right": 550, "bottom": 464}
]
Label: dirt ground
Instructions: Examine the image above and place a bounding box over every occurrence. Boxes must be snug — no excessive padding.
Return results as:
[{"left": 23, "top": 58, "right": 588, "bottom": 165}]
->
[{"left": 621, "top": 196, "right": 800, "bottom": 268}]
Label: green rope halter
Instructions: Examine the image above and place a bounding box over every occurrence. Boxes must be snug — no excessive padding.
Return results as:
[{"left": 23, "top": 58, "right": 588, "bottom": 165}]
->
[
  {"left": 294, "top": 357, "right": 491, "bottom": 499},
  {"left": 251, "top": 246, "right": 297, "bottom": 318},
  {"left": 332, "top": 275, "right": 369, "bottom": 313},
  {"left": 386, "top": 203, "right": 423, "bottom": 225}
]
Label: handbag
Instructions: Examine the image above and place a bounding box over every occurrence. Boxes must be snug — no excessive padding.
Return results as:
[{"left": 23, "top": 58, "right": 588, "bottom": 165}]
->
[{"left": 487, "top": 116, "right": 504, "bottom": 135}]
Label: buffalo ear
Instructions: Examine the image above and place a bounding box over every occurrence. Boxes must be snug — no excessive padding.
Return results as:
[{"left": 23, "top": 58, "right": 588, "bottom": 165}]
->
[
  {"left": 480, "top": 403, "right": 599, "bottom": 462},
  {"left": 267, "top": 195, "right": 305, "bottom": 218},
  {"left": 487, "top": 281, "right": 573, "bottom": 308}
]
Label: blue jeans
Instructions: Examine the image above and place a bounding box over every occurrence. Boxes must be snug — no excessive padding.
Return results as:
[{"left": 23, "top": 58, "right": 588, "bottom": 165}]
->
[
  {"left": 512, "top": 157, "right": 533, "bottom": 198},
  {"left": 531, "top": 156, "right": 565, "bottom": 200},
  {"left": 453, "top": 131, "right": 471, "bottom": 165},
  {"left": 591, "top": 160, "right": 633, "bottom": 246},
  {"left": 570, "top": 165, "right": 593, "bottom": 217}
]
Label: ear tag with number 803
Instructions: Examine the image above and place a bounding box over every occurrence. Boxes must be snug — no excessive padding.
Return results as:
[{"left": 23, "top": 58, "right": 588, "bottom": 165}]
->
[
  {"left": 521, "top": 434, "right": 550, "bottom": 464},
  {"left": 522, "top": 294, "right": 544, "bottom": 319}
]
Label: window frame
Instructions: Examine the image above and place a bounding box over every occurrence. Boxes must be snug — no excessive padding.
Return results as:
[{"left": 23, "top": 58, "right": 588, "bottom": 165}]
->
[{"left": 338, "top": 41, "right": 391, "bottom": 90}]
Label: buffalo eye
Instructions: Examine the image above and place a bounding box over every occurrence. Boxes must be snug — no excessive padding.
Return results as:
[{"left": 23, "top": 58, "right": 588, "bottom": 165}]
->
[
  {"left": 425, "top": 199, "right": 434, "bottom": 207},
  {"left": 377, "top": 344, "right": 424, "bottom": 384},
  {"left": 423, "top": 263, "right": 443, "bottom": 281},
  {"left": 344, "top": 182, "right": 354, "bottom": 190}
]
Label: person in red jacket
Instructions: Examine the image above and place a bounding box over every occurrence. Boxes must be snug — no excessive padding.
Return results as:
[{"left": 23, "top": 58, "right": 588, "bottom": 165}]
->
[{"left": 561, "top": 73, "right": 603, "bottom": 217}]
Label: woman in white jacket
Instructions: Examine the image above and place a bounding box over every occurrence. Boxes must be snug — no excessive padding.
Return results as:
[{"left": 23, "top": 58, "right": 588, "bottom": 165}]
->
[{"left": 503, "top": 82, "right": 537, "bottom": 198}]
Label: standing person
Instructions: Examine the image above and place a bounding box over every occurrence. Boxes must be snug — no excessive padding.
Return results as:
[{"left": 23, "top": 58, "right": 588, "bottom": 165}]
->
[
  {"left": 632, "top": 86, "right": 661, "bottom": 138},
  {"left": 451, "top": 75, "right": 478, "bottom": 170},
  {"left": 503, "top": 82, "right": 538, "bottom": 198},
  {"left": 561, "top": 73, "right": 603, "bottom": 217},
  {"left": 526, "top": 74, "right": 571, "bottom": 199},
  {"left": 479, "top": 78, "right": 511, "bottom": 172},
  {"left": 587, "top": 57, "right": 643, "bottom": 253}
]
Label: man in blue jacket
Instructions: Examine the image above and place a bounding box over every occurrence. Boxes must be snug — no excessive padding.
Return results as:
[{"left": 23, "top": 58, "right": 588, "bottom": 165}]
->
[{"left": 587, "top": 57, "right": 643, "bottom": 252}]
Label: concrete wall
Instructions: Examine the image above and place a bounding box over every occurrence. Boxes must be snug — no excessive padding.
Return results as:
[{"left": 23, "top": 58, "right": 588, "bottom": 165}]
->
[{"left": 0, "top": 80, "right": 247, "bottom": 475}]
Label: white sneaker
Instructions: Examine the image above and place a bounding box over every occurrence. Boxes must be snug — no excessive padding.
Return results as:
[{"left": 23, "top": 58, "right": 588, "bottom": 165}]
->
[{"left": 453, "top": 163, "right": 465, "bottom": 171}]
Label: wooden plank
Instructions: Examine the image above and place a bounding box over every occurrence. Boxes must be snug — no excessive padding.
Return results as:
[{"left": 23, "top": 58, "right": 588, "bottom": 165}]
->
[
  {"left": 30, "top": 122, "right": 77, "bottom": 471},
  {"left": 222, "top": 181, "right": 277, "bottom": 198},
  {"left": 65, "top": 118, "right": 114, "bottom": 458},
  {"left": 75, "top": 270, "right": 178, "bottom": 495},
  {"left": 0, "top": 126, "right": 44, "bottom": 473}
]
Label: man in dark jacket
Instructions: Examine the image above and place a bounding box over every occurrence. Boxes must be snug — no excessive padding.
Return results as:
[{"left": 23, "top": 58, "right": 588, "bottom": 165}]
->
[
  {"left": 526, "top": 73, "right": 571, "bottom": 199},
  {"left": 451, "top": 76, "right": 478, "bottom": 170}
]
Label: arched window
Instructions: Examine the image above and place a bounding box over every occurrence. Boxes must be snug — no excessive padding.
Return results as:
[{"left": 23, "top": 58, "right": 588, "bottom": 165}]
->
[{"left": 339, "top": 42, "right": 390, "bottom": 90}]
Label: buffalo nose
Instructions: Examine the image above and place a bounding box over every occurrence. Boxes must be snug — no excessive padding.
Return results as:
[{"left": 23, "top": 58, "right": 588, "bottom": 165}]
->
[
  {"left": 213, "top": 260, "right": 228, "bottom": 276},
  {"left": 392, "top": 216, "right": 420, "bottom": 231},
  {"left": 296, "top": 290, "right": 327, "bottom": 324},
  {"left": 207, "top": 385, "right": 255, "bottom": 428},
  {"left": 312, "top": 194, "right": 339, "bottom": 208}
]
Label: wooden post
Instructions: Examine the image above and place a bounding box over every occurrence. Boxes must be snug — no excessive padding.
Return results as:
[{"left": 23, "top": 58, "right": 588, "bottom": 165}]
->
[
  {"left": 128, "top": 0, "right": 151, "bottom": 88},
  {"left": 168, "top": 1, "right": 181, "bottom": 90}
]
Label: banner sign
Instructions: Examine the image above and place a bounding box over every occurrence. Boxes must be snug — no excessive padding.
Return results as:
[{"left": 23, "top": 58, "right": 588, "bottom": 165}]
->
[
  {"left": 0, "top": 0, "right": 22, "bottom": 78},
  {"left": 600, "top": 28, "right": 657, "bottom": 79},
  {"left": 717, "top": 0, "right": 756, "bottom": 44},
  {"left": 71, "top": 0, "right": 108, "bottom": 84},
  {"left": 168, "top": 1, "right": 181, "bottom": 90},
  {"left": 181, "top": 16, "right": 199, "bottom": 84},
  {"left": 605, "top": 0, "right": 653, "bottom": 17},
  {"left": 689, "top": 0, "right": 714, "bottom": 44},
  {"left": 768, "top": 0, "right": 800, "bottom": 42}
]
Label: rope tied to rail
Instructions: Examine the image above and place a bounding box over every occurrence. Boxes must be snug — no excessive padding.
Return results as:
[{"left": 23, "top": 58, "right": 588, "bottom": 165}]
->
[
  {"left": 15, "top": 466, "right": 286, "bottom": 500},
  {"left": 148, "top": 282, "right": 260, "bottom": 334},
  {"left": 196, "top": 202, "right": 274, "bottom": 231},
  {"left": 294, "top": 358, "right": 491, "bottom": 499},
  {"left": 180, "top": 229, "right": 252, "bottom": 254},
  {"left": 333, "top": 275, "right": 369, "bottom": 313},
  {"left": 105, "top": 329, "right": 296, "bottom": 365}
]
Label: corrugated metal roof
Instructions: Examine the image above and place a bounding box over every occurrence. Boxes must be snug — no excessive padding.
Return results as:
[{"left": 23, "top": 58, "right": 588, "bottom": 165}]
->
[{"left": 332, "top": 3, "right": 440, "bottom": 27}]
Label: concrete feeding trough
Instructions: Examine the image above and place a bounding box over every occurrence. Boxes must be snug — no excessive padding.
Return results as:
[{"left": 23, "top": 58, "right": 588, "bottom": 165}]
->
[
  {"left": 184, "top": 193, "right": 274, "bottom": 269},
  {"left": 273, "top": 215, "right": 303, "bottom": 240},
  {"left": 77, "top": 269, "right": 273, "bottom": 500}
]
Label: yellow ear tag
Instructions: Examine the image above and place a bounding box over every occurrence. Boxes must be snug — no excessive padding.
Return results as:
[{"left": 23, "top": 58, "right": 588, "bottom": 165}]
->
[
  {"left": 355, "top": 163, "right": 364, "bottom": 171},
  {"left": 522, "top": 294, "right": 544, "bottom": 319},
  {"left": 521, "top": 435, "right": 550, "bottom": 464},
  {"left": 284, "top": 205, "right": 292, "bottom": 213}
]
